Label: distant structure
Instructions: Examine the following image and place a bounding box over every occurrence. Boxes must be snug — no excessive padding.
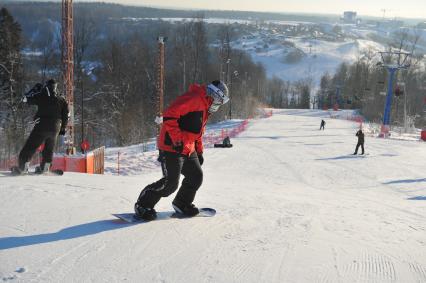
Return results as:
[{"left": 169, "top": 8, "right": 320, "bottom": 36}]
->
[
  {"left": 377, "top": 19, "right": 404, "bottom": 29},
  {"left": 416, "top": 22, "right": 426, "bottom": 29},
  {"left": 343, "top": 11, "right": 357, "bottom": 23}
]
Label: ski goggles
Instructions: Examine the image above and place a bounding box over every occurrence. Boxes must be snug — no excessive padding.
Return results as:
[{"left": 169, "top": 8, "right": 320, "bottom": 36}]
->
[{"left": 207, "top": 83, "right": 230, "bottom": 112}]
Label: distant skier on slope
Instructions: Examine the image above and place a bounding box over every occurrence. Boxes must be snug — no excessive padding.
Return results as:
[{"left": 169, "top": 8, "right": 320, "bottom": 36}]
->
[
  {"left": 353, "top": 129, "right": 365, "bottom": 155},
  {"left": 134, "top": 80, "right": 230, "bottom": 221},
  {"left": 12, "top": 79, "right": 69, "bottom": 174},
  {"left": 320, "top": 119, "right": 325, "bottom": 130}
]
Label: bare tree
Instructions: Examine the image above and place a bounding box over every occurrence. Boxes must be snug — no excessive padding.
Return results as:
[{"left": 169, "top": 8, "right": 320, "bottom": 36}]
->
[{"left": 74, "top": 13, "right": 95, "bottom": 149}]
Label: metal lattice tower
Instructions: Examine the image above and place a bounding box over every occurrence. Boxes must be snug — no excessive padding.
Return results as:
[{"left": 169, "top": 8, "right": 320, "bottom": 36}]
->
[{"left": 62, "top": 0, "right": 74, "bottom": 153}]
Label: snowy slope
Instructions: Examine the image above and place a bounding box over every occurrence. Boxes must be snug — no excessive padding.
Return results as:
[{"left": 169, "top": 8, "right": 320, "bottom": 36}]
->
[
  {"left": 1, "top": 110, "right": 426, "bottom": 283},
  {"left": 234, "top": 37, "right": 385, "bottom": 86}
]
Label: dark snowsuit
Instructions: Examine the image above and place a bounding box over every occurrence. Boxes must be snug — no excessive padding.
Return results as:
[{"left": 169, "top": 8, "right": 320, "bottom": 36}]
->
[
  {"left": 354, "top": 130, "right": 365, "bottom": 155},
  {"left": 137, "top": 151, "right": 203, "bottom": 209},
  {"left": 136, "top": 84, "right": 210, "bottom": 209},
  {"left": 320, "top": 120, "right": 325, "bottom": 130},
  {"left": 18, "top": 84, "right": 69, "bottom": 169}
]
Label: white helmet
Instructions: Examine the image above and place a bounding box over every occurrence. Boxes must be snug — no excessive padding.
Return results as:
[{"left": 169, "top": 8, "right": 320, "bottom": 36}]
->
[{"left": 206, "top": 80, "right": 230, "bottom": 113}]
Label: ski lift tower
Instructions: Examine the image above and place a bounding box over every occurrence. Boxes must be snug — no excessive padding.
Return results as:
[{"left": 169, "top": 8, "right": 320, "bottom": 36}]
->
[
  {"left": 377, "top": 51, "right": 410, "bottom": 137},
  {"left": 62, "top": 0, "right": 75, "bottom": 153}
]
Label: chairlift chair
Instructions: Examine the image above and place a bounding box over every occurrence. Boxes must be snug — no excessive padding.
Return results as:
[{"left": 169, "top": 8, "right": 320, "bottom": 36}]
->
[{"left": 394, "top": 85, "right": 404, "bottom": 96}]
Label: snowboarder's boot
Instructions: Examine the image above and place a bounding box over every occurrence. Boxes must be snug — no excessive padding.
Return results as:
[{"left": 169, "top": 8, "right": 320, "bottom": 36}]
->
[
  {"left": 134, "top": 203, "right": 157, "bottom": 221},
  {"left": 172, "top": 201, "right": 199, "bottom": 216},
  {"left": 11, "top": 162, "right": 29, "bottom": 175},
  {"left": 11, "top": 166, "right": 23, "bottom": 175},
  {"left": 35, "top": 162, "right": 51, "bottom": 174}
]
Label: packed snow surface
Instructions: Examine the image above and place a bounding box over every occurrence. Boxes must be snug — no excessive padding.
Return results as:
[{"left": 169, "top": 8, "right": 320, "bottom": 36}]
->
[{"left": 1, "top": 109, "right": 425, "bottom": 282}]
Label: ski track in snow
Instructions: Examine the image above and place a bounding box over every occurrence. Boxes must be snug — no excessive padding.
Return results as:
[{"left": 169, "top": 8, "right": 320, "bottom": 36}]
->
[{"left": 1, "top": 109, "right": 425, "bottom": 282}]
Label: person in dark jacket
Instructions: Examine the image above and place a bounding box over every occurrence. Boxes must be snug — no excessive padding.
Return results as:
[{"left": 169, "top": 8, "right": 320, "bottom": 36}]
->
[
  {"left": 353, "top": 129, "right": 365, "bottom": 155},
  {"left": 12, "top": 79, "right": 69, "bottom": 174},
  {"left": 134, "top": 80, "right": 230, "bottom": 221},
  {"left": 320, "top": 119, "right": 325, "bottom": 130}
]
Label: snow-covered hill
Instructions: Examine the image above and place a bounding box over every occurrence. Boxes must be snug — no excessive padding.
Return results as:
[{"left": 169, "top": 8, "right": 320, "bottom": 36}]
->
[
  {"left": 234, "top": 36, "right": 385, "bottom": 86},
  {"left": 1, "top": 110, "right": 425, "bottom": 282},
  {"left": 122, "top": 17, "right": 398, "bottom": 87}
]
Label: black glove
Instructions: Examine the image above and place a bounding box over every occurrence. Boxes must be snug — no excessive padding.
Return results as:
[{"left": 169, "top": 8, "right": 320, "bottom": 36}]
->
[
  {"left": 197, "top": 153, "right": 204, "bottom": 166},
  {"left": 24, "top": 83, "right": 43, "bottom": 98},
  {"left": 157, "top": 150, "right": 165, "bottom": 163},
  {"left": 172, "top": 141, "right": 183, "bottom": 153},
  {"left": 59, "top": 128, "right": 66, "bottom": 136}
]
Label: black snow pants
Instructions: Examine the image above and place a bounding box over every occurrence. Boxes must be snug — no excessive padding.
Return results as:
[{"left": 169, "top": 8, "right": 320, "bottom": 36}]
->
[
  {"left": 136, "top": 151, "right": 203, "bottom": 209},
  {"left": 354, "top": 142, "right": 364, "bottom": 154},
  {"left": 18, "top": 124, "right": 59, "bottom": 169}
]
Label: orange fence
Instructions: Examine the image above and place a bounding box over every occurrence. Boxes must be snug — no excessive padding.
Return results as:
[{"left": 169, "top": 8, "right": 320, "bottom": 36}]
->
[
  {"left": 0, "top": 146, "right": 105, "bottom": 174},
  {"left": 86, "top": 146, "right": 105, "bottom": 174},
  {"left": 0, "top": 155, "right": 41, "bottom": 171},
  {"left": 52, "top": 146, "right": 105, "bottom": 174}
]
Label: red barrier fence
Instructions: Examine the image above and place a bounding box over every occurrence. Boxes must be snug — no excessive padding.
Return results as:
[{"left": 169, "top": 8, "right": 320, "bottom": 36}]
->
[
  {"left": 203, "top": 119, "right": 249, "bottom": 147},
  {"left": 421, "top": 130, "right": 426, "bottom": 141}
]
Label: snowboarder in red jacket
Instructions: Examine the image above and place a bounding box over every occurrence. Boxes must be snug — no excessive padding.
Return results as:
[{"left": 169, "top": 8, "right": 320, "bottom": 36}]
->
[{"left": 134, "top": 80, "right": 230, "bottom": 220}]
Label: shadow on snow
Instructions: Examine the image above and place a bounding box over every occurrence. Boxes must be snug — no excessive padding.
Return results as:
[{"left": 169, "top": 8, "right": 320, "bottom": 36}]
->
[
  {"left": 316, "top": 154, "right": 367, "bottom": 161},
  {"left": 0, "top": 212, "right": 173, "bottom": 250},
  {"left": 407, "top": 196, "right": 426, "bottom": 200},
  {"left": 383, "top": 178, "right": 426, "bottom": 185}
]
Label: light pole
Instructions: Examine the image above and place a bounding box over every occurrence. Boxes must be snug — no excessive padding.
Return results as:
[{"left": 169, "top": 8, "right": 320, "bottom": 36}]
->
[
  {"left": 226, "top": 58, "right": 232, "bottom": 119},
  {"left": 157, "top": 36, "right": 165, "bottom": 119}
]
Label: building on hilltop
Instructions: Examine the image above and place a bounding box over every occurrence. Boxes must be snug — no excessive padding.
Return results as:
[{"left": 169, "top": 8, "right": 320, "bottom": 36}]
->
[{"left": 343, "top": 11, "right": 357, "bottom": 23}]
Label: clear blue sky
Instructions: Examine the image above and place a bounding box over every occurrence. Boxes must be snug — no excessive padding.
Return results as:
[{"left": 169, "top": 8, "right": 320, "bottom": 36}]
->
[{"left": 75, "top": 0, "right": 426, "bottom": 19}]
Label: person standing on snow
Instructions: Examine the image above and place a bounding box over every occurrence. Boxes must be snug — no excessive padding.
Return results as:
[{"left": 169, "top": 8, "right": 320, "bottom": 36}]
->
[
  {"left": 134, "top": 80, "right": 230, "bottom": 221},
  {"left": 320, "top": 119, "right": 325, "bottom": 130},
  {"left": 12, "top": 79, "right": 69, "bottom": 174},
  {"left": 353, "top": 129, "right": 365, "bottom": 155}
]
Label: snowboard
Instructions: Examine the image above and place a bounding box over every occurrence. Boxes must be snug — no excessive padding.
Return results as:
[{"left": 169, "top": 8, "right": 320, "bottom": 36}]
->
[
  {"left": 351, "top": 153, "right": 369, "bottom": 157},
  {"left": 214, "top": 144, "right": 233, "bottom": 148},
  {"left": 112, "top": 208, "right": 216, "bottom": 223},
  {"left": 10, "top": 166, "right": 64, "bottom": 176}
]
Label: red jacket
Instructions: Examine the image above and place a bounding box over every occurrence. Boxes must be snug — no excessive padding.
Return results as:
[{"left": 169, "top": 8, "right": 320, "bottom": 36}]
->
[{"left": 158, "top": 84, "right": 212, "bottom": 156}]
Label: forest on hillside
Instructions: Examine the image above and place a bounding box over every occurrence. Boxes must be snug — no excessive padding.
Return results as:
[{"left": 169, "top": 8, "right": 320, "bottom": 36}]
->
[
  {"left": 1, "top": 2, "right": 425, "bottom": 160},
  {"left": 0, "top": 3, "right": 316, "bottom": 160},
  {"left": 317, "top": 38, "right": 426, "bottom": 128}
]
